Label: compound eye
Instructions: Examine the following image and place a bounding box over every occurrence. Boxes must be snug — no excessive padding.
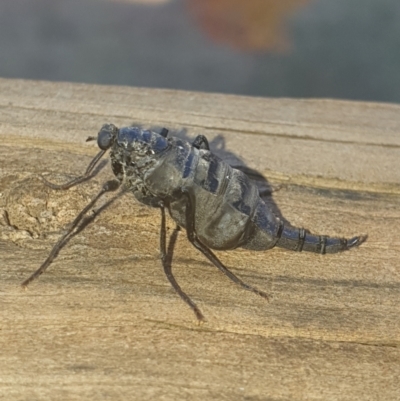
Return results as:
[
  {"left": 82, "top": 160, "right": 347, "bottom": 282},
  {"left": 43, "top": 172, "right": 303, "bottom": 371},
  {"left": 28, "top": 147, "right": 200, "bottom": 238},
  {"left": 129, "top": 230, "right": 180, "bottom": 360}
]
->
[{"left": 97, "top": 124, "right": 117, "bottom": 150}]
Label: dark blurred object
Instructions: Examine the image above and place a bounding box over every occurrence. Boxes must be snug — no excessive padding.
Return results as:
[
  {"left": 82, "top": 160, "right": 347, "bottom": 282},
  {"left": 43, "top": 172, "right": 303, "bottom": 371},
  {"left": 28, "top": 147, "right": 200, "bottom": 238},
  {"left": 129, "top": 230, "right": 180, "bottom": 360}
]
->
[{"left": 187, "top": 0, "right": 310, "bottom": 52}]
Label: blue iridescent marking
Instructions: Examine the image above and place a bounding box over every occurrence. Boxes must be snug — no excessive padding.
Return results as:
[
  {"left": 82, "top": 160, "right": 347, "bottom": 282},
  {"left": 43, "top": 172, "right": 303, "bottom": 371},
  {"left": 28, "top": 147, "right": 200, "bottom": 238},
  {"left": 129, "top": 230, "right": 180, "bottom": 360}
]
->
[
  {"left": 183, "top": 151, "right": 195, "bottom": 178},
  {"left": 206, "top": 155, "right": 220, "bottom": 193},
  {"left": 117, "top": 127, "right": 141, "bottom": 146},
  {"left": 117, "top": 127, "right": 168, "bottom": 153},
  {"left": 141, "top": 130, "right": 152, "bottom": 143},
  {"left": 153, "top": 136, "right": 169, "bottom": 153}
]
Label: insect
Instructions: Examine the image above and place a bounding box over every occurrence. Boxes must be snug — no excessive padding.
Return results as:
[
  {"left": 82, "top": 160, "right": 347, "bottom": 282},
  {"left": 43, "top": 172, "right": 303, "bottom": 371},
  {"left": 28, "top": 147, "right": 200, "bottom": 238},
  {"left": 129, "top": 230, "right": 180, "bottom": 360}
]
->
[{"left": 23, "top": 124, "right": 365, "bottom": 320}]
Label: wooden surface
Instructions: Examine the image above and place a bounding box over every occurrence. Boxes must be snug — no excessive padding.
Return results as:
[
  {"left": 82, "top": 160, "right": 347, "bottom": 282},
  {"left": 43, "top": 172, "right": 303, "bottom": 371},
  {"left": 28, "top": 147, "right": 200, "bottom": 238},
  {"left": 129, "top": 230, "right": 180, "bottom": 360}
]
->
[{"left": 0, "top": 78, "right": 399, "bottom": 400}]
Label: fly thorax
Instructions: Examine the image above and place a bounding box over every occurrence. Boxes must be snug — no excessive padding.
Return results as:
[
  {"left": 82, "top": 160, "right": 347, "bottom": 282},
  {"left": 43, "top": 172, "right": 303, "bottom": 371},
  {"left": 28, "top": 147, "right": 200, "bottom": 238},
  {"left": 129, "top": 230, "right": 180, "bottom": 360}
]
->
[{"left": 110, "top": 143, "right": 158, "bottom": 190}]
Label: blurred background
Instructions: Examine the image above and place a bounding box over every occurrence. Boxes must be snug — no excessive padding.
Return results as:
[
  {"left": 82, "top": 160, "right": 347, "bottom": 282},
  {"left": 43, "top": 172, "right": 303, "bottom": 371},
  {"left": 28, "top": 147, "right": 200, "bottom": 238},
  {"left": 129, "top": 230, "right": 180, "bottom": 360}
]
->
[{"left": 1, "top": 0, "right": 399, "bottom": 103}]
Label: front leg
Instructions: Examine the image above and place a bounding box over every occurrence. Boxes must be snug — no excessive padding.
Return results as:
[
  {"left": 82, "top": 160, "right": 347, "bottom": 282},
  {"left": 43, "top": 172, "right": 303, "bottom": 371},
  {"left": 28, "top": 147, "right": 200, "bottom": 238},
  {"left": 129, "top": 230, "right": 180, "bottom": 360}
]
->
[
  {"left": 22, "top": 180, "right": 121, "bottom": 287},
  {"left": 41, "top": 149, "right": 106, "bottom": 190}
]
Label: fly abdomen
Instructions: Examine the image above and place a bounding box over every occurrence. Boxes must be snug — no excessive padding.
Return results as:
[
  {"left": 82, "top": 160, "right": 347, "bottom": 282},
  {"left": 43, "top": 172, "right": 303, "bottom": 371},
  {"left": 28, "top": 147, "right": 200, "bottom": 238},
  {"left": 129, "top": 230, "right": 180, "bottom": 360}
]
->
[{"left": 276, "top": 225, "right": 362, "bottom": 254}]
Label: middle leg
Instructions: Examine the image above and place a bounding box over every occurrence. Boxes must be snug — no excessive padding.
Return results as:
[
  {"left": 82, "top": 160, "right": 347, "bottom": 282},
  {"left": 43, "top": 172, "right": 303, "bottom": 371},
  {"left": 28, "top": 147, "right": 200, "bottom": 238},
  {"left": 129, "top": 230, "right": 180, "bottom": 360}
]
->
[{"left": 159, "top": 204, "right": 204, "bottom": 321}]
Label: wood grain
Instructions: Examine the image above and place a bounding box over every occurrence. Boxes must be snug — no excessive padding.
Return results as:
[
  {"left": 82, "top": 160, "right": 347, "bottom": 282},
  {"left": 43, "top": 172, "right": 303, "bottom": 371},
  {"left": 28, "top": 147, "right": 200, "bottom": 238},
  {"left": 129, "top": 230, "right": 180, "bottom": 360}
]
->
[{"left": 0, "top": 78, "right": 399, "bottom": 400}]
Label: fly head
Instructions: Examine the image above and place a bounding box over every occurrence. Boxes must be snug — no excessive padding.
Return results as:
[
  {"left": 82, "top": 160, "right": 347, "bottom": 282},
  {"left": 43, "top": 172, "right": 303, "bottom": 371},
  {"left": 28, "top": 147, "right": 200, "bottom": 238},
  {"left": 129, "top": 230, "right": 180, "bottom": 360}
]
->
[{"left": 86, "top": 123, "right": 118, "bottom": 151}]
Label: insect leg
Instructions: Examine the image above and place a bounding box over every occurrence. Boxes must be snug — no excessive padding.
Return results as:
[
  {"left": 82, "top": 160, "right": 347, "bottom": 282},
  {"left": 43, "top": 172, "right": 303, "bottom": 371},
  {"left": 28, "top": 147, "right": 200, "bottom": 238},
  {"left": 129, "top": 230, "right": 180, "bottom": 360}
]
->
[
  {"left": 22, "top": 180, "right": 120, "bottom": 287},
  {"left": 159, "top": 205, "right": 204, "bottom": 321},
  {"left": 41, "top": 149, "right": 106, "bottom": 190},
  {"left": 182, "top": 189, "right": 269, "bottom": 300},
  {"left": 192, "top": 135, "right": 210, "bottom": 150}
]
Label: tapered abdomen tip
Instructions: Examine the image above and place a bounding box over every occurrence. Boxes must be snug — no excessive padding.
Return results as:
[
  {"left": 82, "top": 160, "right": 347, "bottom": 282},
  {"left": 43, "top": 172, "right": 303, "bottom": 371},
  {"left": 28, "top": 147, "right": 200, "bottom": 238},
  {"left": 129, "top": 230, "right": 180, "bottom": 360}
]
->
[{"left": 347, "top": 235, "right": 367, "bottom": 249}]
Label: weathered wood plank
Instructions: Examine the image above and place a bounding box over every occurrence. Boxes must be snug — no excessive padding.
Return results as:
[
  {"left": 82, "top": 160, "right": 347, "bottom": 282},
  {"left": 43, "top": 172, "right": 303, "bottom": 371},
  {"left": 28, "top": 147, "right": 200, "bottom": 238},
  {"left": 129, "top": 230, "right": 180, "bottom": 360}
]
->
[{"left": 0, "top": 78, "right": 399, "bottom": 400}]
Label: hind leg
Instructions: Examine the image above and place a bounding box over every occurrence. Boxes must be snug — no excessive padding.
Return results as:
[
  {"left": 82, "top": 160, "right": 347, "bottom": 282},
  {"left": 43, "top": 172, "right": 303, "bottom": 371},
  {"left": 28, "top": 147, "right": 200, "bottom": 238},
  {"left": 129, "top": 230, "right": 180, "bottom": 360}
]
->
[{"left": 181, "top": 189, "right": 269, "bottom": 300}]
